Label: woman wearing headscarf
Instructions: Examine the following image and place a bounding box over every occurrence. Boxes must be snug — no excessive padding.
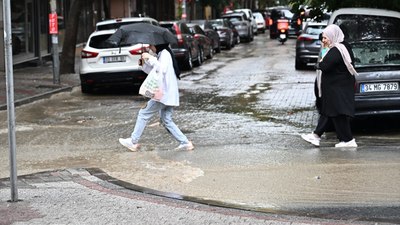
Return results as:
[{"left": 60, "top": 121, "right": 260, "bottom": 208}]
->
[
  {"left": 119, "top": 44, "right": 194, "bottom": 151},
  {"left": 301, "top": 24, "right": 358, "bottom": 148}
]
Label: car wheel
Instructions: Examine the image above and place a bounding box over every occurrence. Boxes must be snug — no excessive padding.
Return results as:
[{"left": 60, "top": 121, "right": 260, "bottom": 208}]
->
[
  {"left": 226, "top": 38, "right": 232, "bottom": 50},
  {"left": 194, "top": 48, "right": 203, "bottom": 67},
  {"left": 207, "top": 46, "right": 213, "bottom": 59},
  {"left": 199, "top": 48, "right": 204, "bottom": 63},
  {"left": 215, "top": 42, "right": 221, "bottom": 53},
  {"left": 250, "top": 30, "right": 254, "bottom": 42},
  {"left": 295, "top": 59, "right": 306, "bottom": 70},
  {"left": 183, "top": 51, "right": 193, "bottom": 70}
]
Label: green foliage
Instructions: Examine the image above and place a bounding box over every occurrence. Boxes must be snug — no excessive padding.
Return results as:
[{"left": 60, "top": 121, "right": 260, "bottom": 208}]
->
[
  {"left": 289, "top": 0, "right": 400, "bottom": 12},
  {"left": 177, "top": 1, "right": 182, "bottom": 20},
  {"left": 288, "top": 0, "right": 400, "bottom": 22}
]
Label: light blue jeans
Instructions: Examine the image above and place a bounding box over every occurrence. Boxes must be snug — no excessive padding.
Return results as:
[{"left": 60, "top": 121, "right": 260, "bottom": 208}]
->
[{"left": 130, "top": 99, "right": 190, "bottom": 145}]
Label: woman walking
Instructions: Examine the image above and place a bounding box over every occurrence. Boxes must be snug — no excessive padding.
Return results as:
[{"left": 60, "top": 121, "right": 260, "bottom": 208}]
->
[
  {"left": 301, "top": 24, "right": 358, "bottom": 148},
  {"left": 119, "top": 44, "right": 194, "bottom": 151}
]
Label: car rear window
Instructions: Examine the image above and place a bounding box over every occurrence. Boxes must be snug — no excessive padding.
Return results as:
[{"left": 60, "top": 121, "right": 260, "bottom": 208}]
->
[
  {"left": 224, "top": 16, "right": 242, "bottom": 23},
  {"left": 333, "top": 14, "right": 400, "bottom": 42},
  {"left": 160, "top": 24, "right": 177, "bottom": 35},
  {"left": 97, "top": 21, "right": 152, "bottom": 31},
  {"left": 88, "top": 34, "right": 114, "bottom": 49},
  {"left": 351, "top": 40, "right": 400, "bottom": 68},
  {"left": 305, "top": 25, "right": 325, "bottom": 35}
]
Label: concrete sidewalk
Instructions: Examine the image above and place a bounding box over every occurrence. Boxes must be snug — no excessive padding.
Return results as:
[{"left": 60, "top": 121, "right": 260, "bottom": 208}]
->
[
  {"left": 0, "top": 62, "right": 80, "bottom": 110},
  {"left": 0, "top": 168, "right": 385, "bottom": 225}
]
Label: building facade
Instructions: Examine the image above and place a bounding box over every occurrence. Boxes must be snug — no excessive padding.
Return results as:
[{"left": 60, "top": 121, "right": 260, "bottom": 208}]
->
[{"left": 0, "top": 0, "right": 209, "bottom": 70}]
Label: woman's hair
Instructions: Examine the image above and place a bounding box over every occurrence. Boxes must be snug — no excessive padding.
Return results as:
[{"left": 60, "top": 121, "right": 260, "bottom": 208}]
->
[{"left": 155, "top": 44, "right": 181, "bottom": 79}]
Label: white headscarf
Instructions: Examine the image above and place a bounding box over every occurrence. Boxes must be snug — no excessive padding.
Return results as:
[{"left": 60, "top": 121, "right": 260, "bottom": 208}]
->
[{"left": 322, "top": 24, "right": 358, "bottom": 76}]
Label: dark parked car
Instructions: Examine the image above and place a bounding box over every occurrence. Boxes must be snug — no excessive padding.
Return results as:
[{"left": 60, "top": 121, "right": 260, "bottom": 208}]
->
[
  {"left": 187, "top": 23, "right": 213, "bottom": 61},
  {"left": 295, "top": 22, "right": 326, "bottom": 70},
  {"left": 327, "top": 8, "right": 400, "bottom": 117},
  {"left": 160, "top": 21, "right": 202, "bottom": 70},
  {"left": 208, "top": 19, "right": 234, "bottom": 49},
  {"left": 190, "top": 20, "right": 221, "bottom": 53}
]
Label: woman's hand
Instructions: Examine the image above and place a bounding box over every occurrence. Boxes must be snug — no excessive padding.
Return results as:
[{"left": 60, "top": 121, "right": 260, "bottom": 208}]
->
[{"left": 141, "top": 52, "right": 152, "bottom": 60}]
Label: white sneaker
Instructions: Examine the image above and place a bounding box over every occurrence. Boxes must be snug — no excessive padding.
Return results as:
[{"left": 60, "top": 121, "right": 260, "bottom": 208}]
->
[
  {"left": 119, "top": 138, "right": 140, "bottom": 151},
  {"left": 175, "top": 141, "right": 194, "bottom": 151},
  {"left": 301, "top": 133, "right": 321, "bottom": 146},
  {"left": 335, "top": 139, "right": 358, "bottom": 148}
]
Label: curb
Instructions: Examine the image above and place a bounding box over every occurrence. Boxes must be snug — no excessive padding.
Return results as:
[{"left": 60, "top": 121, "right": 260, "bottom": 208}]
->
[{"left": 0, "top": 86, "right": 74, "bottom": 111}]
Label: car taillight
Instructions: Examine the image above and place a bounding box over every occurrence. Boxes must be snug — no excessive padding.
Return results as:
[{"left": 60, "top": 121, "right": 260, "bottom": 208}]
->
[
  {"left": 297, "top": 36, "right": 313, "bottom": 41},
  {"left": 297, "top": 18, "right": 302, "bottom": 26},
  {"left": 174, "top": 24, "right": 184, "bottom": 44},
  {"left": 129, "top": 44, "right": 150, "bottom": 55},
  {"left": 81, "top": 50, "right": 99, "bottom": 58},
  {"left": 194, "top": 34, "right": 199, "bottom": 38},
  {"left": 268, "top": 18, "right": 273, "bottom": 26}
]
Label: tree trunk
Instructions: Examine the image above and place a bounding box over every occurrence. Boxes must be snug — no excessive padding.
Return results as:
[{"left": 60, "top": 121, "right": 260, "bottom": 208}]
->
[{"left": 60, "top": 0, "right": 83, "bottom": 74}]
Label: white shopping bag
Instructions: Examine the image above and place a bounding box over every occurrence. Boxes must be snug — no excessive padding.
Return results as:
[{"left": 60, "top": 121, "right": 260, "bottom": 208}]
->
[{"left": 139, "top": 68, "right": 163, "bottom": 101}]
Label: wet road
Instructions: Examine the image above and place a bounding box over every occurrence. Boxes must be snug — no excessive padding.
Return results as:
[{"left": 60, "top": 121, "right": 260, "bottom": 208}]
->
[{"left": 1, "top": 33, "right": 400, "bottom": 223}]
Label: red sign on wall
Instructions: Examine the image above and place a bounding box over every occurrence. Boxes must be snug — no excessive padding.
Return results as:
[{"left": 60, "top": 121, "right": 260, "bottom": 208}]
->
[{"left": 49, "top": 13, "right": 58, "bottom": 34}]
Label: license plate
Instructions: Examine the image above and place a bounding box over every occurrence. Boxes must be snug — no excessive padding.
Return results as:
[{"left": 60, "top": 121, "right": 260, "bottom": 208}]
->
[
  {"left": 279, "top": 34, "right": 286, "bottom": 39},
  {"left": 103, "top": 56, "right": 126, "bottom": 63},
  {"left": 360, "top": 82, "right": 399, "bottom": 93}
]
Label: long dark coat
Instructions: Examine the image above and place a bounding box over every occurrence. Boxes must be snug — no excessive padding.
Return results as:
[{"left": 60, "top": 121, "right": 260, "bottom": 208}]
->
[{"left": 318, "top": 42, "right": 356, "bottom": 117}]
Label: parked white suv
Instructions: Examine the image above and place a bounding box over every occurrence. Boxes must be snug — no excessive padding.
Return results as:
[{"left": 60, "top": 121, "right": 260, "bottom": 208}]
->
[
  {"left": 96, "top": 17, "right": 159, "bottom": 31},
  {"left": 79, "top": 17, "right": 158, "bottom": 93},
  {"left": 326, "top": 8, "right": 400, "bottom": 117}
]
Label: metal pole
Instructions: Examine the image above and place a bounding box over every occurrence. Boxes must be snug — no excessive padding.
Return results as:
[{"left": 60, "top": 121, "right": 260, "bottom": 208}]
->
[
  {"left": 50, "top": 0, "right": 60, "bottom": 85},
  {"left": 182, "top": 0, "right": 186, "bottom": 21},
  {"left": 3, "top": 0, "right": 18, "bottom": 202}
]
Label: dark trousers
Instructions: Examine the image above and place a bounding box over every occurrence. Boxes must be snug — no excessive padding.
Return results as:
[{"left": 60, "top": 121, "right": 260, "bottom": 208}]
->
[{"left": 314, "top": 114, "right": 353, "bottom": 142}]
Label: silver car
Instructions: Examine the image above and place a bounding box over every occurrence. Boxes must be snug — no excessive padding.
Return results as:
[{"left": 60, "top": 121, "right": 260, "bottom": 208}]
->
[
  {"left": 222, "top": 12, "right": 254, "bottom": 42},
  {"left": 328, "top": 8, "right": 400, "bottom": 117},
  {"left": 295, "top": 22, "right": 326, "bottom": 70}
]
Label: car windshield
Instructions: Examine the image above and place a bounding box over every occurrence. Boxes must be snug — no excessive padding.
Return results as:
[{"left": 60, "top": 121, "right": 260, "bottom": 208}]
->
[
  {"left": 351, "top": 40, "right": 400, "bottom": 68},
  {"left": 225, "top": 16, "right": 242, "bottom": 23},
  {"left": 305, "top": 25, "right": 325, "bottom": 35},
  {"left": 333, "top": 14, "right": 400, "bottom": 42},
  {"left": 281, "top": 9, "right": 293, "bottom": 19},
  {"left": 209, "top": 21, "right": 223, "bottom": 27}
]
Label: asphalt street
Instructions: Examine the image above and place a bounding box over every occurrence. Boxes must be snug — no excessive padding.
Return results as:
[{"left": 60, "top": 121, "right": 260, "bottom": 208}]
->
[{"left": 1, "top": 34, "right": 400, "bottom": 225}]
